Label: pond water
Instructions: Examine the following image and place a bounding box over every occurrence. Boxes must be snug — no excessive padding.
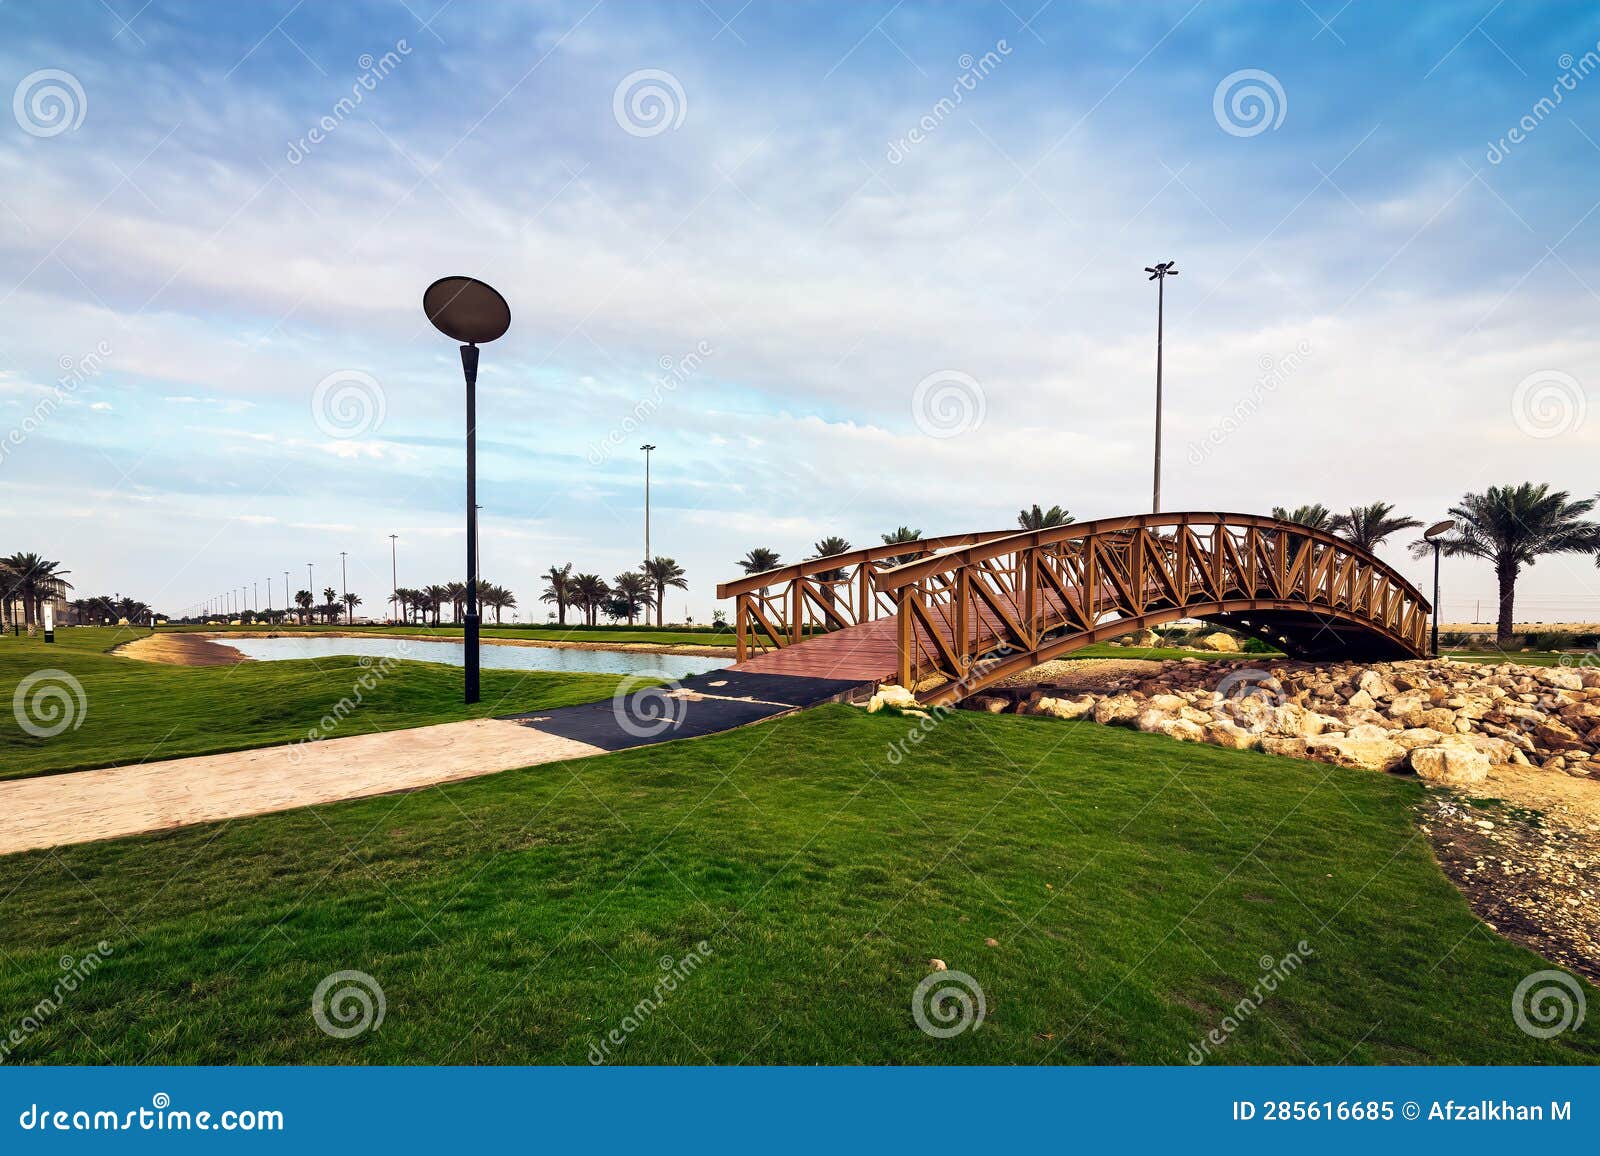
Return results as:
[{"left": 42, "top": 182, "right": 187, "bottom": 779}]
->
[{"left": 225, "top": 635, "right": 732, "bottom": 680}]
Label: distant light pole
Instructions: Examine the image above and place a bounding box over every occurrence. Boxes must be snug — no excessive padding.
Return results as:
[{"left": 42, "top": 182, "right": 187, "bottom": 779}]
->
[
  {"left": 284, "top": 570, "right": 291, "bottom": 621},
  {"left": 389, "top": 534, "right": 399, "bottom": 623},
  {"left": 423, "top": 275, "right": 512, "bottom": 705},
  {"left": 253, "top": 581, "right": 258, "bottom": 613},
  {"left": 339, "top": 551, "right": 350, "bottom": 623},
  {"left": 1424, "top": 519, "right": 1456, "bottom": 657},
  {"left": 640, "top": 444, "right": 656, "bottom": 568},
  {"left": 1144, "top": 259, "right": 1178, "bottom": 513},
  {"left": 306, "top": 563, "right": 314, "bottom": 620},
  {"left": 266, "top": 576, "right": 272, "bottom": 614}
]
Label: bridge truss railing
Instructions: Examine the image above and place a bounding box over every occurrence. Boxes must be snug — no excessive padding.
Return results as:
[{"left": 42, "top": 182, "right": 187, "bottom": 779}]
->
[
  {"left": 713, "top": 530, "right": 1020, "bottom": 662},
  {"left": 875, "top": 513, "right": 1431, "bottom": 703}
]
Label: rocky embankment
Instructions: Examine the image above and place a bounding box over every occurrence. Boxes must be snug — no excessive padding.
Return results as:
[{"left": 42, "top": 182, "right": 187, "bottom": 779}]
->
[{"left": 956, "top": 658, "right": 1600, "bottom": 788}]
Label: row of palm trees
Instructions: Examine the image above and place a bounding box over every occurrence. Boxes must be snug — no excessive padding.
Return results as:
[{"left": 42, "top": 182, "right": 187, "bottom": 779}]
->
[
  {"left": 1, "top": 552, "right": 74, "bottom": 628},
  {"left": 736, "top": 505, "right": 1078, "bottom": 580},
  {"left": 538, "top": 558, "right": 689, "bottom": 627},
  {"left": 734, "top": 488, "right": 1600, "bottom": 647},
  {"left": 390, "top": 582, "right": 517, "bottom": 626},
  {"left": 1276, "top": 489, "right": 1600, "bottom": 644},
  {"left": 70, "top": 594, "right": 155, "bottom": 626}
]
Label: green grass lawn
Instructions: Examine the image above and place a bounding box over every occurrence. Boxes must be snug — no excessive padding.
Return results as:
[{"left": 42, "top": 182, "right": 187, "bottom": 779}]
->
[
  {"left": 156, "top": 622, "right": 739, "bottom": 647},
  {"left": 0, "top": 627, "right": 630, "bottom": 781},
  {"left": 0, "top": 693, "right": 1591, "bottom": 1064}
]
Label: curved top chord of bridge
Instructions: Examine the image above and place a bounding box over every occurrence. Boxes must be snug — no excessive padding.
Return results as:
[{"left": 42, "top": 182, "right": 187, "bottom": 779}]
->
[{"left": 715, "top": 512, "right": 1431, "bottom": 707}]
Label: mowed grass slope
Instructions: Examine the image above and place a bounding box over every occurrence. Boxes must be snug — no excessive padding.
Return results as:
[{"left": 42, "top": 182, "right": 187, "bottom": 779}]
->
[
  {"left": 0, "top": 628, "right": 630, "bottom": 781},
  {"left": 0, "top": 701, "right": 1592, "bottom": 1065}
]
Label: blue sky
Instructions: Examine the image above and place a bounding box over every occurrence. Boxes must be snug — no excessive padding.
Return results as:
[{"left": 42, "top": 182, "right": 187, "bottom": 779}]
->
[{"left": 3, "top": 0, "right": 1598, "bottom": 622}]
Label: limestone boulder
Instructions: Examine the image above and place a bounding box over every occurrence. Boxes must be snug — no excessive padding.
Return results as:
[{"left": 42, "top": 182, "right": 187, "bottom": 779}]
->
[
  {"left": 1093, "top": 694, "right": 1143, "bottom": 727},
  {"left": 1303, "top": 734, "right": 1409, "bottom": 772},
  {"left": 1193, "top": 632, "right": 1241, "bottom": 652},
  {"left": 1034, "top": 695, "right": 1094, "bottom": 721},
  {"left": 1410, "top": 744, "right": 1491, "bottom": 787}
]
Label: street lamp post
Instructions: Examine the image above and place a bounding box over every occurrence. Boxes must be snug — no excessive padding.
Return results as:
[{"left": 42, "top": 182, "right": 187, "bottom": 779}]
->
[
  {"left": 389, "top": 534, "right": 399, "bottom": 623},
  {"left": 640, "top": 444, "right": 656, "bottom": 569},
  {"left": 1144, "top": 260, "right": 1178, "bottom": 513},
  {"left": 1424, "top": 519, "right": 1456, "bottom": 657},
  {"left": 283, "top": 570, "right": 291, "bottom": 622},
  {"left": 423, "top": 275, "right": 512, "bottom": 705},
  {"left": 340, "top": 551, "right": 349, "bottom": 624}
]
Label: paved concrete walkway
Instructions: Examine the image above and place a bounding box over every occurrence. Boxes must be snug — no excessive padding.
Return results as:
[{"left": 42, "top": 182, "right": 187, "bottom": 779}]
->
[{"left": 0, "top": 670, "right": 867, "bottom": 856}]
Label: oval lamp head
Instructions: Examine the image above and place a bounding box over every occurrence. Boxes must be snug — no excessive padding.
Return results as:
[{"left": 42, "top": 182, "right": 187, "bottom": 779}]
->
[
  {"left": 1424, "top": 519, "right": 1456, "bottom": 540},
  {"left": 423, "top": 276, "right": 511, "bottom": 345}
]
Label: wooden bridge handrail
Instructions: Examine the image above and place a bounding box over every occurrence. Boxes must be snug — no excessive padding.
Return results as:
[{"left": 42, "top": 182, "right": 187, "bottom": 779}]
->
[
  {"left": 874, "top": 511, "right": 1431, "bottom": 609},
  {"left": 714, "top": 528, "right": 1021, "bottom": 599}
]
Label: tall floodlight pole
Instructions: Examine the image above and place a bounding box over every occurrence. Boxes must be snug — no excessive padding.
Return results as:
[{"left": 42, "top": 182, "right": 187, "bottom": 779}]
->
[
  {"left": 284, "top": 570, "right": 291, "bottom": 621},
  {"left": 253, "top": 581, "right": 259, "bottom": 612},
  {"left": 640, "top": 444, "right": 656, "bottom": 568},
  {"left": 1424, "top": 519, "right": 1456, "bottom": 657},
  {"left": 424, "top": 275, "right": 512, "bottom": 705},
  {"left": 266, "top": 576, "right": 272, "bottom": 614},
  {"left": 1144, "top": 260, "right": 1178, "bottom": 513},
  {"left": 389, "top": 534, "right": 399, "bottom": 623},
  {"left": 340, "top": 551, "right": 349, "bottom": 623}
]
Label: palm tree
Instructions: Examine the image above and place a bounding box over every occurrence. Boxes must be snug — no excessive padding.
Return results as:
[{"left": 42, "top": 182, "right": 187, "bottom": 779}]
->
[
  {"left": 739, "top": 548, "right": 781, "bottom": 575},
  {"left": 611, "top": 571, "right": 652, "bottom": 626},
  {"left": 809, "top": 536, "right": 853, "bottom": 585},
  {"left": 880, "top": 526, "right": 923, "bottom": 566},
  {"left": 1270, "top": 504, "right": 1333, "bottom": 531},
  {"left": 1410, "top": 483, "right": 1600, "bottom": 645},
  {"left": 572, "top": 573, "right": 610, "bottom": 626},
  {"left": 478, "top": 583, "right": 516, "bottom": 624},
  {"left": 1328, "top": 502, "right": 1422, "bottom": 554},
  {"left": 423, "top": 584, "right": 449, "bottom": 627},
  {"left": 343, "top": 592, "right": 361, "bottom": 622},
  {"left": 642, "top": 556, "right": 688, "bottom": 628},
  {"left": 446, "top": 580, "right": 467, "bottom": 624},
  {"left": 540, "top": 563, "right": 574, "bottom": 627},
  {"left": 1017, "top": 504, "right": 1073, "bottom": 530},
  {"left": 1, "top": 553, "right": 71, "bottom": 627},
  {"left": 294, "top": 589, "right": 314, "bottom": 625},
  {"left": 319, "top": 586, "right": 337, "bottom": 624}
]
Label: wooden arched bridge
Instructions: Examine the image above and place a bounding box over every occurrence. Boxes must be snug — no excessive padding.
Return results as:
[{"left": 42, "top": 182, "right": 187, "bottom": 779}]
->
[{"left": 715, "top": 512, "right": 1431, "bottom": 706}]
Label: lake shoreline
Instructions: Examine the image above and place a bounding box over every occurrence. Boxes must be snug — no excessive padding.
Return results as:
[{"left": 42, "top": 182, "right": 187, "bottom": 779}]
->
[{"left": 116, "top": 630, "right": 734, "bottom": 667}]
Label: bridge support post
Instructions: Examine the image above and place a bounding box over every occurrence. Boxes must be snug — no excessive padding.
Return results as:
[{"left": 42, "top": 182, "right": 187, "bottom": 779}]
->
[{"left": 735, "top": 594, "right": 748, "bottom": 663}]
